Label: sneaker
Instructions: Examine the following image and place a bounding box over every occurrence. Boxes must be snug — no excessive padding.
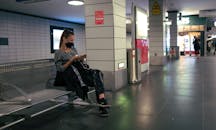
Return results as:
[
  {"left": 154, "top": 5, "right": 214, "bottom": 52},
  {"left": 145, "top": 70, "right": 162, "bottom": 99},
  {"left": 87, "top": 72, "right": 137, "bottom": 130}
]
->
[
  {"left": 99, "top": 107, "right": 109, "bottom": 117},
  {"left": 98, "top": 98, "right": 109, "bottom": 117},
  {"left": 72, "top": 97, "right": 89, "bottom": 106},
  {"left": 98, "top": 98, "right": 108, "bottom": 106}
]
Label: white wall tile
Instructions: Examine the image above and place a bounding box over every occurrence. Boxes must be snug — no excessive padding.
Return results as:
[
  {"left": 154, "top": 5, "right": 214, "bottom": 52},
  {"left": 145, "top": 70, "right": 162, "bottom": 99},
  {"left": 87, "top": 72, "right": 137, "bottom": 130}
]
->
[
  {"left": 86, "top": 27, "right": 114, "bottom": 38},
  {"left": 114, "top": 0, "right": 126, "bottom": 7},
  {"left": 149, "top": 47, "right": 164, "bottom": 56},
  {"left": 114, "top": 37, "right": 126, "bottom": 49},
  {"left": 114, "top": 15, "right": 126, "bottom": 28},
  {"left": 114, "top": 26, "right": 126, "bottom": 38},
  {"left": 149, "top": 36, "right": 163, "bottom": 43},
  {"left": 87, "top": 61, "right": 114, "bottom": 71},
  {"left": 86, "top": 38, "right": 114, "bottom": 50},
  {"left": 85, "top": 0, "right": 126, "bottom": 73},
  {"left": 0, "top": 11, "right": 85, "bottom": 64},
  {"left": 85, "top": 0, "right": 112, "bottom": 5},
  {"left": 113, "top": 3, "right": 126, "bottom": 17},
  {"left": 85, "top": 3, "right": 113, "bottom": 16},
  {"left": 114, "top": 49, "right": 126, "bottom": 60},
  {"left": 87, "top": 50, "right": 114, "bottom": 61}
]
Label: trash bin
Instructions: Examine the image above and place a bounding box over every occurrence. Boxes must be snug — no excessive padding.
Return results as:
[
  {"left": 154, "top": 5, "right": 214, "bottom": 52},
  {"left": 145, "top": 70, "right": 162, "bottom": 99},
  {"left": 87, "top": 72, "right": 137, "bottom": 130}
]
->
[
  {"left": 127, "top": 49, "right": 141, "bottom": 84},
  {"left": 180, "top": 51, "right": 185, "bottom": 56},
  {"left": 169, "top": 46, "right": 179, "bottom": 59}
]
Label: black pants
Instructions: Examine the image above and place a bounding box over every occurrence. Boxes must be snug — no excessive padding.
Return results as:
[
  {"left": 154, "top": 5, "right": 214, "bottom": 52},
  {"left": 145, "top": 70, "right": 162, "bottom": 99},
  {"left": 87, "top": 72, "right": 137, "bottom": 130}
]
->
[
  {"left": 62, "top": 67, "right": 85, "bottom": 99},
  {"left": 62, "top": 63, "right": 105, "bottom": 100},
  {"left": 80, "top": 68, "right": 105, "bottom": 102}
]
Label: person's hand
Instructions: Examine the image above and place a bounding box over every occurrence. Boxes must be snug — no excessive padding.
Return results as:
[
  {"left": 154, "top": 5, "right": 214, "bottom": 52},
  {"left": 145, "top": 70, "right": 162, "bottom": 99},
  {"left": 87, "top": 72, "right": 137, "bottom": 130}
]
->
[{"left": 69, "top": 55, "right": 79, "bottom": 62}]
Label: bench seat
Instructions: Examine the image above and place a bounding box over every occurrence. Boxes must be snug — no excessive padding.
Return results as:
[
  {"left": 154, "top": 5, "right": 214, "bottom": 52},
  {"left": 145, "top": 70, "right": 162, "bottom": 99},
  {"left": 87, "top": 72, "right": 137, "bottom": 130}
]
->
[
  {"left": 0, "top": 59, "right": 74, "bottom": 129},
  {"left": 0, "top": 89, "right": 71, "bottom": 117},
  {"left": 0, "top": 89, "right": 71, "bottom": 129}
]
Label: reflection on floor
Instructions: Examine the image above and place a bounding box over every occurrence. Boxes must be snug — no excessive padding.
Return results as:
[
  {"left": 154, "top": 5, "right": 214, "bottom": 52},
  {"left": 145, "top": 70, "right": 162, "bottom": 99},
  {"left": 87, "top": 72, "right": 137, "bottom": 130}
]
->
[{"left": 9, "top": 57, "right": 216, "bottom": 130}]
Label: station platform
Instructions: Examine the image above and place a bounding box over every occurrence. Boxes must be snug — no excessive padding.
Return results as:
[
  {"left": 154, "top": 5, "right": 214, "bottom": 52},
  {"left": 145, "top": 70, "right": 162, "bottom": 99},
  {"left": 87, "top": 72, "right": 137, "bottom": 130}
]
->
[{"left": 7, "top": 56, "right": 216, "bottom": 130}]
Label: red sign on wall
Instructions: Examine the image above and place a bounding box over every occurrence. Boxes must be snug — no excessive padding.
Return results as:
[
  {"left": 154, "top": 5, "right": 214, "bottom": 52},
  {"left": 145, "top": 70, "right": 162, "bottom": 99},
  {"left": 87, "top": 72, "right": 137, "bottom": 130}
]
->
[
  {"left": 95, "top": 11, "right": 104, "bottom": 25},
  {"left": 136, "top": 39, "right": 149, "bottom": 64}
]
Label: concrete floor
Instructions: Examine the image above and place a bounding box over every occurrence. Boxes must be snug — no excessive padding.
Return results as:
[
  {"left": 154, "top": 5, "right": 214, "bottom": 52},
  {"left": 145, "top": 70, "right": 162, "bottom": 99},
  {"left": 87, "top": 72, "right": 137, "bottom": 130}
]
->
[{"left": 9, "top": 56, "right": 216, "bottom": 130}]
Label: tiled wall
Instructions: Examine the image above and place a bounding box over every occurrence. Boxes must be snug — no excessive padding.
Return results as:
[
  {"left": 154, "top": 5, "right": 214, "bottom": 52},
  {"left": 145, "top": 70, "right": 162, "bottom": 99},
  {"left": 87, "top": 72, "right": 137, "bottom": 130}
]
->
[
  {"left": 85, "top": 0, "right": 128, "bottom": 91},
  {"left": 0, "top": 11, "right": 85, "bottom": 64},
  {"left": 148, "top": 0, "right": 167, "bottom": 65},
  {"left": 168, "top": 12, "right": 178, "bottom": 47},
  {"left": 85, "top": 0, "right": 126, "bottom": 71}
]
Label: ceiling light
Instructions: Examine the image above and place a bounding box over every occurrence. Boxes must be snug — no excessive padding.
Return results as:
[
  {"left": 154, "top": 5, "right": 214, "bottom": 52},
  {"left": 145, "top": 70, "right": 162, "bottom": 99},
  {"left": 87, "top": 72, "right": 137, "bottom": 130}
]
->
[
  {"left": 164, "top": 20, "right": 172, "bottom": 25},
  {"left": 67, "top": 0, "right": 84, "bottom": 6}
]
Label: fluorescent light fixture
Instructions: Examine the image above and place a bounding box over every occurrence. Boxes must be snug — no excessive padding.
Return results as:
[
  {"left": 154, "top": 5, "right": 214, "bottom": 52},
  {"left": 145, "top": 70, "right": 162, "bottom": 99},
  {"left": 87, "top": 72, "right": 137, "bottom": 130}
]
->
[
  {"left": 164, "top": 17, "right": 172, "bottom": 25},
  {"left": 126, "top": 19, "right": 132, "bottom": 24},
  {"left": 164, "top": 20, "right": 172, "bottom": 25},
  {"left": 67, "top": 0, "right": 84, "bottom": 6},
  {"left": 118, "top": 62, "right": 125, "bottom": 69}
]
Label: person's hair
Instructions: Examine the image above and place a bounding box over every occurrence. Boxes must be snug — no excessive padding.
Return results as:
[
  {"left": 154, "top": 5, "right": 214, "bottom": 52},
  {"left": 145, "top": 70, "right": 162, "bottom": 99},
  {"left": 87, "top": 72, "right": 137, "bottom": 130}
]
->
[{"left": 59, "top": 29, "right": 74, "bottom": 48}]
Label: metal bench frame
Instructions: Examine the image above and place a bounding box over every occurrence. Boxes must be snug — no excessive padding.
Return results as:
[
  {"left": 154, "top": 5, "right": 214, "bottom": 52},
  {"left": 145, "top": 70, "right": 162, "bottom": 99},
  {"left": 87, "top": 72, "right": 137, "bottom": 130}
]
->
[{"left": 0, "top": 59, "right": 72, "bottom": 130}]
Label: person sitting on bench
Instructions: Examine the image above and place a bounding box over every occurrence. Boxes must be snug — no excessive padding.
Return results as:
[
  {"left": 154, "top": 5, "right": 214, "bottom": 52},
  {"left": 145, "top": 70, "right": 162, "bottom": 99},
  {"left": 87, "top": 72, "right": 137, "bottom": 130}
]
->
[{"left": 54, "top": 29, "right": 109, "bottom": 116}]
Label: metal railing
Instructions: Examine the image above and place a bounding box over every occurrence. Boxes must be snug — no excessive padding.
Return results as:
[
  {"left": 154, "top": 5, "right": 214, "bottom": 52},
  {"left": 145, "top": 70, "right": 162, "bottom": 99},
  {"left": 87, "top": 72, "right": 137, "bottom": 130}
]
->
[
  {"left": 0, "top": 59, "right": 55, "bottom": 104},
  {"left": 0, "top": 59, "right": 54, "bottom": 74}
]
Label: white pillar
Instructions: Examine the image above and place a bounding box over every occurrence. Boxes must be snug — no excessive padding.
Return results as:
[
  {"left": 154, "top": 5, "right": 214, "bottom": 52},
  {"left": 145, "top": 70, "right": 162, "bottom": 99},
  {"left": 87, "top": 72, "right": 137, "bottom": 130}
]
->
[
  {"left": 168, "top": 11, "right": 178, "bottom": 47},
  {"left": 85, "top": 0, "right": 127, "bottom": 91},
  {"left": 149, "top": 0, "right": 166, "bottom": 65}
]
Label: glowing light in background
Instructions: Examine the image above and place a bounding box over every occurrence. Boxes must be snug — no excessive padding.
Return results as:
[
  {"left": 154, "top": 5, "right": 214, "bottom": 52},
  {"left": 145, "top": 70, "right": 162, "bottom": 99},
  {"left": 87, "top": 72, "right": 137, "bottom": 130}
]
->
[{"left": 67, "top": 0, "right": 84, "bottom": 6}]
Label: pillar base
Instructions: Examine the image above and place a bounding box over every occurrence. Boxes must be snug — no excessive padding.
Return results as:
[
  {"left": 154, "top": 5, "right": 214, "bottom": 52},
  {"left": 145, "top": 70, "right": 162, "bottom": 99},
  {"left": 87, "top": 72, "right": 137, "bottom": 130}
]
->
[
  {"left": 150, "top": 56, "right": 167, "bottom": 66},
  {"left": 103, "top": 69, "right": 128, "bottom": 91}
]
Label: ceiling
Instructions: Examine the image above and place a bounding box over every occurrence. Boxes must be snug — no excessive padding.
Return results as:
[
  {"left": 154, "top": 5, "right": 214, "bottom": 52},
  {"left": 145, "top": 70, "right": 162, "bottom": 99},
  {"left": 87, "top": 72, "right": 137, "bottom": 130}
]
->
[{"left": 0, "top": 0, "right": 216, "bottom": 24}]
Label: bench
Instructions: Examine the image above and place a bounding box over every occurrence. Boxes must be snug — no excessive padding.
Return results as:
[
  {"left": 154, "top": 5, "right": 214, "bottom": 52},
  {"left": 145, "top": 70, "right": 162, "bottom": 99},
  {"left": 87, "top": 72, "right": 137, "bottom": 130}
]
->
[
  {"left": 46, "top": 70, "right": 98, "bottom": 106},
  {"left": 0, "top": 59, "right": 72, "bottom": 130}
]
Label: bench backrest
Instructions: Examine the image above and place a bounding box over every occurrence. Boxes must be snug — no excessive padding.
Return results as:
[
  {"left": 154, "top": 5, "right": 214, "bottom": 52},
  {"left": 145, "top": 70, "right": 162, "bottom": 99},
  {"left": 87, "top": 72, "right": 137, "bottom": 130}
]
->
[{"left": 0, "top": 59, "right": 55, "bottom": 100}]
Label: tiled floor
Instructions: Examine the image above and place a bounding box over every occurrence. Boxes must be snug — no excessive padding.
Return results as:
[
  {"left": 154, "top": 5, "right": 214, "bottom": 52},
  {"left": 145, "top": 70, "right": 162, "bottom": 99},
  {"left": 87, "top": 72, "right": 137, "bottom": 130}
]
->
[{"left": 9, "top": 56, "right": 216, "bottom": 130}]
